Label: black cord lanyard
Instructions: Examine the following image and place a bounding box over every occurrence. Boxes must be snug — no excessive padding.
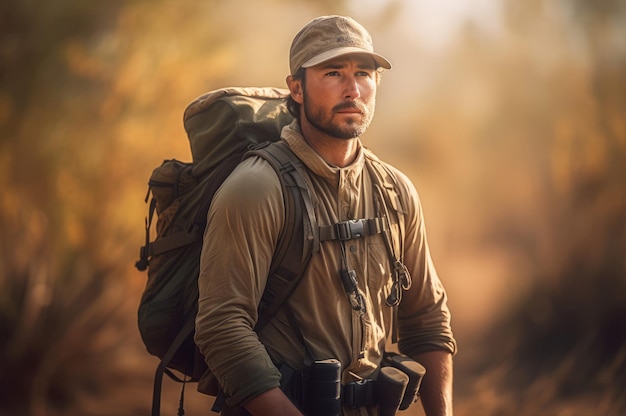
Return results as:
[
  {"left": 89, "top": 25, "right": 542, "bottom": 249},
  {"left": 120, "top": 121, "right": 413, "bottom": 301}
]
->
[{"left": 338, "top": 238, "right": 367, "bottom": 313}]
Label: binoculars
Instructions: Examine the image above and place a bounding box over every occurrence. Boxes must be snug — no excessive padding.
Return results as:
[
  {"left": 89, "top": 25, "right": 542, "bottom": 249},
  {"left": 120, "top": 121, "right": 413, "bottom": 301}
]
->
[
  {"left": 306, "top": 353, "right": 425, "bottom": 416},
  {"left": 379, "top": 352, "right": 426, "bottom": 415}
]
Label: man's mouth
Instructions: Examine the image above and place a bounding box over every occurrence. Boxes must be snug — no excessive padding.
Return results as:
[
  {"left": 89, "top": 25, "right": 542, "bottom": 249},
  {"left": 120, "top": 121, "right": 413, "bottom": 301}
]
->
[{"left": 334, "top": 103, "right": 364, "bottom": 114}]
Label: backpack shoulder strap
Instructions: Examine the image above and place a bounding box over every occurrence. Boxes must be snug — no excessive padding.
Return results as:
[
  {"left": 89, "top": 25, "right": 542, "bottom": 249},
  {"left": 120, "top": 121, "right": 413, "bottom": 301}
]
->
[
  {"left": 364, "top": 150, "right": 412, "bottom": 344},
  {"left": 363, "top": 149, "right": 406, "bottom": 255},
  {"left": 244, "top": 140, "right": 318, "bottom": 331}
]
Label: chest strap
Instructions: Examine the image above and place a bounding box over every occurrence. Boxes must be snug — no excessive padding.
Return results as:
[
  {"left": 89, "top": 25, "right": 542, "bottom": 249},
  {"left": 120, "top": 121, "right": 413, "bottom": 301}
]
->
[{"left": 318, "top": 217, "right": 386, "bottom": 242}]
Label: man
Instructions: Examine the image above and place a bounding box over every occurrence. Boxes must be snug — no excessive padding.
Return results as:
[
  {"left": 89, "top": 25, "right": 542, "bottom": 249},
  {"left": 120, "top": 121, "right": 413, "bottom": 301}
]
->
[{"left": 195, "top": 15, "right": 456, "bottom": 416}]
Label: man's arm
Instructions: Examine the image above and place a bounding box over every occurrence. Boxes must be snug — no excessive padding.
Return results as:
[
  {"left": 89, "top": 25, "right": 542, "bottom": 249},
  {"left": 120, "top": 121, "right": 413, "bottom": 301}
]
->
[
  {"left": 414, "top": 350, "right": 453, "bottom": 416},
  {"left": 195, "top": 159, "right": 287, "bottom": 405},
  {"left": 244, "top": 387, "right": 303, "bottom": 416},
  {"left": 391, "top": 171, "right": 456, "bottom": 415}
]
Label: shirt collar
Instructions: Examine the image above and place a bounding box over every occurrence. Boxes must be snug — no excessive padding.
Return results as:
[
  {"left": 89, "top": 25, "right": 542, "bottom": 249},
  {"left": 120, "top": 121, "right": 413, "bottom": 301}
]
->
[{"left": 281, "top": 120, "right": 365, "bottom": 184}]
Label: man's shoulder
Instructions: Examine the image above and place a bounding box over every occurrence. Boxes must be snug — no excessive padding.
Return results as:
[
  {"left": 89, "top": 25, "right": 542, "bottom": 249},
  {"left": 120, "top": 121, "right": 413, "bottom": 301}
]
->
[
  {"left": 216, "top": 156, "right": 283, "bottom": 205},
  {"left": 232, "top": 154, "right": 282, "bottom": 178}
]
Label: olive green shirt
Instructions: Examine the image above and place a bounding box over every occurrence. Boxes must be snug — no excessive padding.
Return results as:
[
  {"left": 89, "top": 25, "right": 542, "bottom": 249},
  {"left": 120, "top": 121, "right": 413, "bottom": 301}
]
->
[{"left": 195, "top": 120, "right": 456, "bottom": 407}]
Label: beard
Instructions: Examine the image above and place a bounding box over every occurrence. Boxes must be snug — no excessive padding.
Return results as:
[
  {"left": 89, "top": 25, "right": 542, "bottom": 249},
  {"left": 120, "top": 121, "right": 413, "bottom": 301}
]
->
[{"left": 302, "top": 97, "right": 375, "bottom": 140}]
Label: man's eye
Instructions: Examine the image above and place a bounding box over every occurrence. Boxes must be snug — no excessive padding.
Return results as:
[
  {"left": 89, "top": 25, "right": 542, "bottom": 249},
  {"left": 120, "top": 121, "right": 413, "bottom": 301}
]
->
[{"left": 325, "top": 71, "right": 341, "bottom": 76}]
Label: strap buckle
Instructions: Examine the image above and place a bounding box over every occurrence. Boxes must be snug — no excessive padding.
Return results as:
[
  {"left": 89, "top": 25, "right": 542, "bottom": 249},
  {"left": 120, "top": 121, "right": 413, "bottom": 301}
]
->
[{"left": 335, "top": 219, "right": 366, "bottom": 240}]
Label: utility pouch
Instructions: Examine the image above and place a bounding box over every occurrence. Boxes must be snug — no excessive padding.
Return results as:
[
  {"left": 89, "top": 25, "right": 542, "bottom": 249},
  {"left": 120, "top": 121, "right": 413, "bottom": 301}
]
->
[
  {"left": 308, "top": 359, "right": 342, "bottom": 416},
  {"left": 383, "top": 353, "right": 426, "bottom": 410},
  {"left": 375, "top": 367, "right": 409, "bottom": 416}
]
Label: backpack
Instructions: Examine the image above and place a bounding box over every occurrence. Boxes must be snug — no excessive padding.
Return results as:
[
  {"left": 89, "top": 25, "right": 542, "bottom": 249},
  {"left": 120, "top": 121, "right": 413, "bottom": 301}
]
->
[
  {"left": 135, "top": 87, "right": 408, "bottom": 415},
  {"left": 135, "top": 87, "right": 318, "bottom": 415}
]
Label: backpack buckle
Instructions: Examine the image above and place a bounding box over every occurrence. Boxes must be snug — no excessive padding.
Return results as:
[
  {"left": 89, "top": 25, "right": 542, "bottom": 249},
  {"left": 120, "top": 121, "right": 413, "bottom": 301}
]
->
[{"left": 335, "top": 219, "right": 365, "bottom": 240}]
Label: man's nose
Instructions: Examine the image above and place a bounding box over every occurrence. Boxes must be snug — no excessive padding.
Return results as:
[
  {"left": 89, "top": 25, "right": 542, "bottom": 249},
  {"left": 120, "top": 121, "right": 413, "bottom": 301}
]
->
[{"left": 343, "top": 76, "right": 361, "bottom": 100}]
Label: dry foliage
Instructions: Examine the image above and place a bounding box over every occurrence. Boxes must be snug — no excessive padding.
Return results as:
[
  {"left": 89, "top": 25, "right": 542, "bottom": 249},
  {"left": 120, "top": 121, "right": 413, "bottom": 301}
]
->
[{"left": 1, "top": 0, "right": 624, "bottom": 414}]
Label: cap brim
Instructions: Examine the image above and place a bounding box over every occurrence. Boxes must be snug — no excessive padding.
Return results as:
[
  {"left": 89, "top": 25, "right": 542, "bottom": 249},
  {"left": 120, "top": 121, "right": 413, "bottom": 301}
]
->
[{"left": 301, "top": 46, "right": 392, "bottom": 70}]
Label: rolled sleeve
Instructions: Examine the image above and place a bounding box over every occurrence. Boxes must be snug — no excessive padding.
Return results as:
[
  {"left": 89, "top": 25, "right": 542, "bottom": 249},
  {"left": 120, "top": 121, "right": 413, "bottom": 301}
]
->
[{"left": 395, "top": 172, "right": 457, "bottom": 357}]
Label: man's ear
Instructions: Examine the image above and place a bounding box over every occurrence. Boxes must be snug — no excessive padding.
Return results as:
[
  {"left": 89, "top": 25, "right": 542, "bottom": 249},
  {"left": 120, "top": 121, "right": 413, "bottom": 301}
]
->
[{"left": 286, "top": 75, "right": 303, "bottom": 104}]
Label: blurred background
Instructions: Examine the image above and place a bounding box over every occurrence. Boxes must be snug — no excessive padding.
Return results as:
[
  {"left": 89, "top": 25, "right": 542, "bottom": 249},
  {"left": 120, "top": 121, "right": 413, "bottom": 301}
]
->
[{"left": 1, "top": 0, "right": 625, "bottom": 415}]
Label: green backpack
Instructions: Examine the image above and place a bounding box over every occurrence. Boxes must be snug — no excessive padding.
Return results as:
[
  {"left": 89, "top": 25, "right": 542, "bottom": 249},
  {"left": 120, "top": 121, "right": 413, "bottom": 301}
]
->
[
  {"left": 135, "top": 87, "right": 317, "bottom": 415},
  {"left": 135, "top": 87, "right": 407, "bottom": 415}
]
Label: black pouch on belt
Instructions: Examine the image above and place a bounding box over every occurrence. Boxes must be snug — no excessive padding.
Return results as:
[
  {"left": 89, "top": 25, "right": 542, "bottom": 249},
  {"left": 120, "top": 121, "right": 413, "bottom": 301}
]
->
[
  {"left": 308, "top": 359, "right": 342, "bottom": 416},
  {"left": 375, "top": 366, "right": 409, "bottom": 416},
  {"left": 383, "top": 353, "right": 426, "bottom": 410}
]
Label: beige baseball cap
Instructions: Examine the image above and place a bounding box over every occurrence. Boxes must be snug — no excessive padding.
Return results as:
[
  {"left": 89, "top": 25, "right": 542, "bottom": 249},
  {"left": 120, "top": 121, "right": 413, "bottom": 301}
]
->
[{"left": 289, "top": 15, "right": 392, "bottom": 74}]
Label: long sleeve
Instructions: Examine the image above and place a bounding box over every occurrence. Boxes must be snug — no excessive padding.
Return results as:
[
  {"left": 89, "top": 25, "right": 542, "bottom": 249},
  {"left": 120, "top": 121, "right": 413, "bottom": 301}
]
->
[
  {"left": 394, "top": 170, "right": 457, "bottom": 357},
  {"left": 194, "top": 156, "right": 285, "bottom": 406}
]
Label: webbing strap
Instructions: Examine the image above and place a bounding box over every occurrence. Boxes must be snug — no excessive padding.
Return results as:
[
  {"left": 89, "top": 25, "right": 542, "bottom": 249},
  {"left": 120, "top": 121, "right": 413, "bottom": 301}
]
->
[
  {"left": 365, "top": 159, "right": 410, "bottom": 344},
  {"left": 147, "top": 227, "right": 203, "bottom": 257},
  {"left": 244, "top": 140, "right": 317, "bottom": 332},
  {"left": 151, "top": 315, "right": 196, "bottom": 416},
  {"left": 135, "top": 197, "right": 158, "bottom": 271}
]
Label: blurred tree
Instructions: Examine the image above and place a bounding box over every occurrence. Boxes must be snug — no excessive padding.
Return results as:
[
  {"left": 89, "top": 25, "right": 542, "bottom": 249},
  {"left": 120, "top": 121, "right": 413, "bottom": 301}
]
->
[
  {"left": 2, "top": 1, "right": 361, "bottom": 414},
  {"left": 458, "top": 0, "right": 626, "bottom": 413},
  {"left": 7, "top": 0, "right": 623, "bottom": 414},
  {"left": 1, "top": 2, "right": 156, "bottom": 413}
]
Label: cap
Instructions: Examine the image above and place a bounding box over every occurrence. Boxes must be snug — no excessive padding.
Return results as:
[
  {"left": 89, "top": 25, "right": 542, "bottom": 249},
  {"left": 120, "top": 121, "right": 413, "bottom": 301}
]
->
[{"left": 289, "top": 15, "right": 392, "bottom": 74}]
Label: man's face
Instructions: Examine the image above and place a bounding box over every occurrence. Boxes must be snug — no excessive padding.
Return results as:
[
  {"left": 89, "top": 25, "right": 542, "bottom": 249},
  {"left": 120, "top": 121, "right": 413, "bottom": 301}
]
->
[{"left": 300, "top": 54, "right": 378, "bottom": 140}]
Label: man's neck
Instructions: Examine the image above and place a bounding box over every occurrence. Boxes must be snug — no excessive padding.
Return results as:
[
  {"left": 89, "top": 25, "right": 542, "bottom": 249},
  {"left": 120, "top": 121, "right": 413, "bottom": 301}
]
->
[{"left": 299, "top": 120, "right": 360, "bottom": 168}]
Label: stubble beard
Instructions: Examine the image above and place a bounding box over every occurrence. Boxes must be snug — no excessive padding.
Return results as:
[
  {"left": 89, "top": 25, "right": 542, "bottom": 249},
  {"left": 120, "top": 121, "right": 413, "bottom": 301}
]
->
[{"left": 303, "top": 98, "right": 375, "bottom": 140}]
